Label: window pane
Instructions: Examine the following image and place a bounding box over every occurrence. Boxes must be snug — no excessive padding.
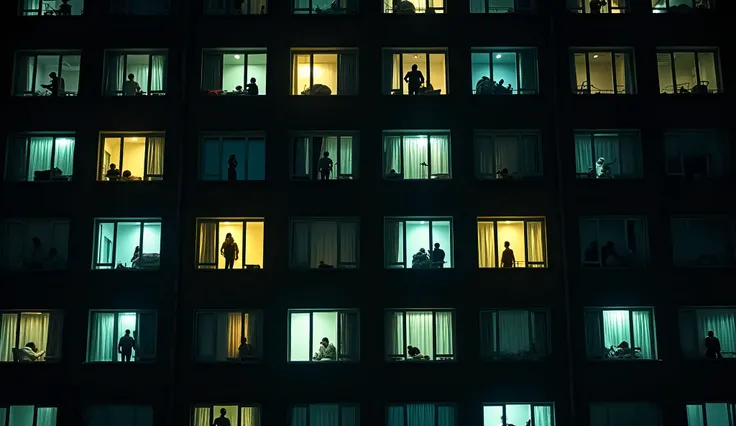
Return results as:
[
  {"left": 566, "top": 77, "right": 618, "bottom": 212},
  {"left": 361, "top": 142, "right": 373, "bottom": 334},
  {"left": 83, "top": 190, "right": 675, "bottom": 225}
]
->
[
  {"left": 223, "top": 53, "right": 246, "bottom": 91},
  {"left": 589, "top": 52, "right": 614, "bottom": 94},
  {"left": 293, "top": 54, "right": 311, "bottom": 95},
  {"left": 35, "top": 55, "right": 60, "bottom": 95},
  {"left": 406, "top": 221, "right": 431, "bottom": 268},
  {"left": 431, "top": 221, "right": 451, "bottom": 267},
  {"left": 313, "top": 54, "right": 337, "bottom": 94},
  {"left": 115, "top": 222, "right": 142, "bottom": 268},
  {"left": 312, "top": 311, "right": 338, "bottom": 361},
  {"left": 290, "top": 312, "right": 310, "bottom": 361},
  {"left": 428, "top": 54, "right": 447, "bottom": 94},
  {"left": 573, "top": 53, "right": 587, "bottom": 93},
  {"left": 673, "top": 52, "right": 697, "bottom": 93},
  {"left": 471, "top": 53, "right": 490, "bottom": 94},
  {"left": 247, "top": 53, "right": 267, "bottom": 95},
  {"left": 245, "top": 221, "right": 264, "bottom": 268},
  {"left": 247, "top": 139, "right": 266, "bottom": 180},
  {"left": 697, "top": 52, "right": 718, "bottom": 93},
  {"left": 657, "top": 53, "right": 674, "bottom": 93},
  {"left": 492, "top": 52, "right": 517, "bottom": 93}
]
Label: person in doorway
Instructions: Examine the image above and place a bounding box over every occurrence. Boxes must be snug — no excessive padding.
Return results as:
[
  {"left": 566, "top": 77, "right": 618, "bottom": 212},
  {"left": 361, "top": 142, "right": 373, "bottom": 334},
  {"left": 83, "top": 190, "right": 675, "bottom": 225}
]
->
[
  {"left": 214, "top": 408, "right": 231, "bottom": 426},
  {"left": 404, "top": 64, "right": 425, "bottom": 95},
  {"left": 318, "top": 151, "right": 333, "bottom": 180},
  {"left": 705, "top": 330, "right": 723, "bottom": 359},
  {"left": 228, "top": 154, "right": 238, "bottom": 181},
  {"left": 41, "top": 72, "right": 65, "bottom": 96},
  {"left": 123, "top": 73, "right": 141, "bottom": 96},
  {"left": 118, "top": 329, "right": 136, "bottom": 362},
  {"left": 246, "top": 77, "right": 259, "bottom": 95},
  {"left": 313, "top": 337, "right": 336, "bottom": 360},
  {"left": 221, "top": 233, "right": 239, "bottom": 269},
  {"left": 501, "top": 241, "right": 516, "bottom": 268},
  {"left": 430, "top": 242, "right": 445, "bottom": 268}
]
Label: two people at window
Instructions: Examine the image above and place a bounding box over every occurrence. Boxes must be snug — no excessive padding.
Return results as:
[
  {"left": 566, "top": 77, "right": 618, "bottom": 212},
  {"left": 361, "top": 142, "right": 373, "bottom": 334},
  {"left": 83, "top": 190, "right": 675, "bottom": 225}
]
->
[
  {"left": 407, "top": 345, "right": 430, "bottom": 360},
  {"left": 105, "top": 163, "right": 142, "bottom": 181},
  {"left": 499, "top": 416, "right": 531, "bottom": 426},
  {"left": 234, "top": 78, "right": 259, "bottom": 95},
  {"left": 705, "top": 330, "right": 723, "bottom": 359},
  {"left": 313, "top": 337, "right": 336, "bottom": 360},
  {"left": 475, "top": 77, "right": 513, "bottom": 95},
  {"left": 118, "top": 329, "right": 136, "bottom": 362},
  {"left": 41, "top": 72, "right": 65, "bottom": 96},
  {"left": 221, "top": 233, "right": 240, "bottom": 269},
  {"left": 411, "top": 243, "right": 446, "bottom": 268}
]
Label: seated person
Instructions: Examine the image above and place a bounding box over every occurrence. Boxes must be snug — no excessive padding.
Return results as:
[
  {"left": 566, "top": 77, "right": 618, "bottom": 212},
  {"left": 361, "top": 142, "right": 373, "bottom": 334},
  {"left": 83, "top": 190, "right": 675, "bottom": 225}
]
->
[
  {"left": 496, "top": 168, "right": 513, "bottom": 180},
  {"left": 313, "top": 337, "right": 336, "bottom": 361},
  {"left": 607, "top": 340, "right": 641, "bottom": 358},
  {"left": 386, "top": 169, "right": 400, "bottom": 179},
  {"left": 234, "top": 85, "right": 244, "bottom": 94},
  {"left": 318, "top": 260, "right": 334, "bottom": 268},
  {"left": 121, "top": 170, "right": 142, "bottom": 181},
  {"left": 411, "top": 248, "right": 430, "bottom": 268},
  {"left": 19, "top": 342, "right": 45, "bottom": 362},
  {"left": 34, "top": 167, "right": 64, "bottom": 181},
  {"left": 407, "top": 345, "right": 430, "bottom": 360},
  {"left": 238, "top": 337, "right": 253, "bottom": 361}
]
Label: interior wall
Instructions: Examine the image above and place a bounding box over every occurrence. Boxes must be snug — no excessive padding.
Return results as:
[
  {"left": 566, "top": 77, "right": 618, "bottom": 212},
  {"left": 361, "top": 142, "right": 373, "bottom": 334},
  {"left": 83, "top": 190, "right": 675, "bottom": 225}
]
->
[
  {"left": 483, "top": 405, "right": 534, "bottom": 426},
  {"left": 97, "top": 222, "right": 115, "bottom": 265},
  {"left": 116, "top": 312, "right": 137, "bottom": 361},
  {"left": 311, "top": 311, "right": 338, "bottom": 358},
  {"left": 113, "top": 222, "right": 161, "bottom": 267},
  {"left": 245, "top": 222, "right": 264, "bottom": 267},
  {"left": 428, "top": 54, "right": 447, "bottom": 94},
  {"left": 404, "top": 221, "right": 452, "bottom": 267},
  {"left": 122, "top": 138, "right": 146, "bottom": 178},
  {"left": 496, "top": 221, "right": 525, "bottom": 265},
  {"left": 290, "top": 312, "right": 310, "bottom": 361}
]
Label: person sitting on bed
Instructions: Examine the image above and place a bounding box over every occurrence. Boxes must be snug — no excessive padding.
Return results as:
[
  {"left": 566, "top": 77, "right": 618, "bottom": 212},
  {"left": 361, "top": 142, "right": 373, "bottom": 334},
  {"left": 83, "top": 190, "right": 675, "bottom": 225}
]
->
[{"left": 313, "top": 337, "right": 336, "bottom": 361}]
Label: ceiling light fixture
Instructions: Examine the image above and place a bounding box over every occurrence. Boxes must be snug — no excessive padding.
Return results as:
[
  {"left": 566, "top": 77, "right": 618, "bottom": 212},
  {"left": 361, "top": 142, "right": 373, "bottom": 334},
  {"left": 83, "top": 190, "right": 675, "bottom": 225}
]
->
[
  {"left": 413, "top": 54, "right": 418, "bottom": 59},
  {"left": 593, "top": 54, "right": 599, "bottom": 59},
  {"left": 234, "top": 55, "right": 241, "bottom": 60},
  {"left": 495, "top": 54, "right": 502, "bottom": 59}
]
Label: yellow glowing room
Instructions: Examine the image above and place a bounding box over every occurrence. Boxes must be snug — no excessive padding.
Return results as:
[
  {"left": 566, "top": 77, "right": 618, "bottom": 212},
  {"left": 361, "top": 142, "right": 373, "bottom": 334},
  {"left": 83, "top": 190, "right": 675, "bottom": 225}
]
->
[
  {"left": 291, "top": 51, "right": 358, "bottom": 95},
  {"left": 98, "top": 133, "right": 165, "bottom": 181},
  {"left": 387, "top": 51, "right": 448, "bottom": 95},
  {"left": 477, "top": 217, "right": 547, "bottom": 268},
  {"left": 196, "top": 218, "right": 264, "bottom": 269}
]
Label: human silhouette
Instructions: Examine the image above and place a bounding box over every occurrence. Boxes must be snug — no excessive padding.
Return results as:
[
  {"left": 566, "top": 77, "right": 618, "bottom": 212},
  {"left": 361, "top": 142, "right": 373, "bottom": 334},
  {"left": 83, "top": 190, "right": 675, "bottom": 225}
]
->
[
  {"left": 404, "top": 64, "right": 425, "bottom": 95},
  {"left": 228, "top": 154, "right": 238, "bottom": 181},
  {"left": 318, "top": 151, "right": 333, "bottom": 180},
  {"left": 123, "top": 73, "right": 141, "bottom": 96},
  {"left": 118, "top": 329, "right": 135, "bottom": 362},
  {"left": 213, "top": 408, "right": 231, "bottom": 426},
  {"left": 431, "top": 242, "right": 445, "bottom": 268},
  {"left": 246, "top": 77, "right": 259, "bottom": 95},
  {"left": 501, "top": 241, "right": 515, "bottom": 268},
  {"left": 705, "top": 330, "right": 723, "bottom": 359},
  {"left": 41, "top": 72, "right": 65, "bottom": 96},
  {"left": 221, "top": 233, "right": 239, "bottom": 269}
]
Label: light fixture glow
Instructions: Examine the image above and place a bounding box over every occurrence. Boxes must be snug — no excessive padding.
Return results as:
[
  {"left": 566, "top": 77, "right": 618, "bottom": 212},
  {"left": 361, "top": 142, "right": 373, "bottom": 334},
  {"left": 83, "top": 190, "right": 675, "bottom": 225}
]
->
[
  {"left": 495, "top": 54, "right": 502, "bottom": 59},
  {"left": 131, "top": 137, "right": 138, "bottom": 141},
  {"left": 234, "top": 55, "right": 241, "bottom": 60},
  {"left": 420, "top": 221, "right": 425, "bottom": 225},
  {"left": 504, "top": 221, "right": 511, "bottom": 224},
  {"left": 413, "top": 54, "right": 419, "bottom": 59},
  {"left": 223, "top": 222, "right": 231, "bottom": 225},
  {"left": 593, "top": 54, "right": 599, "bottom": 59}
]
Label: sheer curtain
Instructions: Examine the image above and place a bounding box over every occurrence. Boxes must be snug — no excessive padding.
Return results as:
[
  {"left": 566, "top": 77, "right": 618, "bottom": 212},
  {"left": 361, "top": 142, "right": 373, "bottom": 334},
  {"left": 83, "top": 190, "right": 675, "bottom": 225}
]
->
[
  {"left": 590, "top": 403, "right": 661, "bottom": 426},
  {"left": 293, "top": 137, "right": 310, "bottom": 177},
  {"left": 618, "top": 133, "right": 642, "bottom": 177},
  {"left": 574, "top": 133, "right": 594, "bottom": 175},
  {"left": 526, "top": 221, "right": 545, "bottom": 266},
  {"left": 696, "top": 310, "right": 736, "bottom": 355},
  {"left": 404, "top": 136, "right": 429, "bottom": 179},
  {"left": 632, "top": 311, "right": 653, "bottom": 359},
  {"left": 0, "top": 313, "right": 19, "bottom": 361},
  {"left": 477, "top": 222, "right": 496, "bottom": 267},
  {"left": 407, "top": 312, "right": 433, "bottom": 358},
  {"left": 386, "top": 312, "right": 404, "bottom": 356},
  {"left": 594, "top": 135, "right": 621, "bottom": 176},
  {"left": 202, "top": 54, "right": 223, "bottom": 90},
  {"left": 18, "top": 313, "right": 49, "bottom": 355},
  {"left": 193, "top": 408, "right": 210, "bottom": 426},
  {"left": 339, "top": 137, "right": 354, "bottom": 176},
  {"left": 603, "top": 310, "right": 630, "bottom": 348},
  {"left": 311, "top": 221, "right": 338, "bottom": 267},
  {"left": 338, "top": 53, "right": 358, "bottom": 94},
  {"left": 499, "top": 311, "right": 530, "bottom": 355},
  {"left": 339, "top": 222, "right": 358, "bottom": 266},
  {"left": 292, "top": 222, "right": 310, "bottom": 267},
  {"left": 480, "top": 311, "right": 496, "bottom": 357},
  {"left": 495, "top": 136, "right": 538, "bottom": 177},
  {"left": 28, "top": 137, "right": 52, "bottom": 181},
  {"left": 408, "top": 404, "right": 435, "bottom": 426},
  {"left": 476, "top": 136, "right": 495, "bottom": 176},
  {"left": 533, "top": 406, "right": 553, "bottom": 426},
  {"left": 105, "top": 54, "right": 125, "bottom": 94},
  {"left": 54, "top": 137, "right": 75, "bottom": 177},
  {"left": 89, "top": 312, "right": 115, "bottom": 362},
  {"left": 37, "top": 407, "right": 57, "bottom": 426},
  {"left": 435, "top": 312, "right": 454, "bottom": 355},
  {"left": 584, "top": 311, "right": 604, "bottom": 357},
  {"left": 146, "top": 137, "right": 165, "bottom": 178},
  {"left": 150, "top": 55, "right": 166, "bottom": 93},
  {"left": 198, "top": 222, "right": 217, "bottom": 268},
  {"left": 384, "top": 136, "right": 402, "bottom": 175},
  {"left": 310, "top": 405, "right": 340, "bottom": 426},
  {"left": 437, "top": 406, "right": 455, "bottom": 426},
  {"left": 228, "top": 312, "right": 242, "bottom": 358},
  {"left": 430, "top": 136, "right": 450, "bottom": 176}
]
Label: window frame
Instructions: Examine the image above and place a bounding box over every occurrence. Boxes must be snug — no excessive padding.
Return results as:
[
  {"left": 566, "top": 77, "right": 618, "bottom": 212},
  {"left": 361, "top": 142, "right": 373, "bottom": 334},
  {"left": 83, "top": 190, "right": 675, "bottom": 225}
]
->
[
  {"left": 91, "top": 219, "right": 162, "bottom": 270},
  {"left": 194, "top": 218, "right": 265, "bottom": 270},
  {"left": 684, "top": 402, "right": 736, "bottom": 426},
  {"left": 653, "top": 0, "right": 712, "bottom": 12},
  {"left": 291, "top": 132, "right": 359, "bottom": 180},
  {"left": 194, "top": 310, "right": 263, "bottom": 362},
  {"left": 287, "top": 309, "right": 360, "bottom": 362},
  {"left": 382, "top": 132, "right": 452, "bottom": 180},
  {"left": 0, "top": 406, "right": 59, "bottom": 426},
  {"left": 103, "top": 51, "right": 168, "bottom": 96},
  {"left": 473, "top": 131, "right": 543, "bottom": 180},
  {"left": 97, "top": 133, "right": 165, "bottom": 181},
  {"left": 384, "top": 217, "right": 454, "bottom": 268},
  {"left": 201, "top": 50, "right": 267, "bottom": 94},
  {"left": 0, "top": 310, "right": 64, "bottom": 363},
  {"left": 574, "top": 130, "right": 642, "bottom": 179},
  {"left": 479, "top": 309, "right": 550, "bottom": 360},
  {"left": 670, "top": 217, "right": 736, "bottom": 267},
  {"left": 290, "top": 218, "right": 360, "bottom": 269},
  {"left": 13, "top": 51, "right": 81, "bottom": 96},
  {"left": 386, "top": 403, "right": 457, "bottom": 425},
  {"left": 476, "top": 217, "right": 548, "bottom": 268},
  {"left": 290, "top": 404, "right": 359, "bottom": 425},
  {"left": 290, "top": 50, "right": 357, "bottom": 95},
  {"left": 471, "top": 49, "right": 539, "bottom": 95},
  {"left": 386, "top": 50, "right": 449, "bottom": 95},
  {"left": 571, "top": 50, "right": 635, "bottom": 95},
  {"left": 584, "top": 307, "right": 658, "bottom": 360},
  {"left": 579, "top": 216, "right": 648, "bottom": 267},
  {"left": 85, "top": 309, "right": 157, "bottom": 362},
  {"left": 199, "top": 134, "right": 266, "bottom": 181},
  {"left": 482, "top": 403, "right": 556, "bottom": 426},
  {"left": 385, "top": 0, "right": 444, "bottom": 13},
  {"left": 679, "top": 307, "right": 736, "bottom": 359},
  {"left": 5, "top": 134, "right": 76, "bottom": 182},
  {"left": 385, "top": 309, "right": 456, "bottom": 361},
  {"left": 191, "top": 404, "right": 261, "bottom": 426},
  {"left": 657, "top": 50, "right": 721, "bottom": 94},
  {"left": 110, "top": 0, "right": 169, "bottom": 14}
]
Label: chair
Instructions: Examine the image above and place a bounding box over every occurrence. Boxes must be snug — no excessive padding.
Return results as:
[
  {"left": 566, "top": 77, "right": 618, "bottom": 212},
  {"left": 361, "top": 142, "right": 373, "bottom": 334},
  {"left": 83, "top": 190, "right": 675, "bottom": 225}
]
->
[{"left": 12, "top": 348, "right": 22, "bottom": 362}]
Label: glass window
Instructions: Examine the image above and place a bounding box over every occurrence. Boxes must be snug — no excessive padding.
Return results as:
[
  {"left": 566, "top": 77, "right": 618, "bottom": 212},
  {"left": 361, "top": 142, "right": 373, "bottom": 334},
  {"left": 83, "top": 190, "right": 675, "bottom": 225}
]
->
[
  {"left": 292, "top": 134, "right": 358, "bottom": 180},
  {"left": 92, "top": 219, "right": 162, "bottom": 270},
  {"left": 653, "top": 0, "right": 713, "bottom": 13},
  {"left": 196, "top": 218, "right": 265, "bottom": 269},
  {"left": 103, "top": 51, "right": 168, "bottom": 96},
  {"left": 295, "top": 0, "right": 356, "bottom": 13},
  {"left": 98, "top": 134, "right": 165, "bottom": 181},
  {"left": 477, "top": 217, "right": 547, "bottom": 268},
  {"left": 385, "top": 0, "right": 443, "bottom": 13},
  {"left": 291, "top": 405, "right": 358, "bottom": 426},
  {"left": 590, "top": 403, "right": 661, "bottom": 426},
  {"left": 13, "top": 52, "right": 81, "bottom": 96},
  {"left": 288, "top": 310, "right": 359, "bottom": 362},
  {"left": 483, "top": 403, "right": 555, "bottom": 426},
  {"left": 671, "top": 218, "right": 735, "bottom": 267},
  {"left": 110, "top": 0, "right": 168, "bottom": 14},
  {"left": 657, "top": 51, "right": 720, "bottom": 94},
  {"left": 686, "top": 403, "right": 736, "bottom": 426},
  {"left": 566, "top": 0, "right": 627, "bottom": 12},
  {"left": 474, "top": 132, "right": 542, "bottom": 179},
  {"left": 387, "top": 404, "right": 455, "bottom": 426},
  {"left": 471, "top": 50, "right": 538, "bottom": 94},
  {"left": 383, "top": 51, "right": 448, "bottom": 95},
  {"left": 0, "top": 311, "right": 64, "bottom": 362},
  {"left": 480, "top": 310, "right": 549, "bottom": 360},
  {"left": 292, "top": 51, "right": 358, "bottom": 95},
  {"left": 291, "top": 219, "right": 358, "bottom": 269},
  {"left": 470, "top": 0, "right": 532, "bottom": 12},
  {"left": 0, "top": 406, "right": 58, "bottom": 426},
  {"left": 0, "top": 219, "right": 69, "bottom": 270},
  {"left": 84, "top": 406, "right": 153, "bottom": 426},
  {"left": 385, "top": 218, "right": 453, "bottom": 268},
  {"left": 200, "top": 136, "right": 265, "bottom": 181},
  {"left": 584, "top": 308, "right": 657, "bottom": 360},
  {"left": 574, "top": 132, "right": 642, "bottom": 179},
  {"left": 385, "top": 310, "right": 455, "bottom": 361},
  {"left": 383, "top": 133, "right": 451, "bottom": 179},
  {"left": 5, "top": 135, "right": 75, "bottom": 182},
  {"left": 205, "top": 0, "right": 266, "bottom": 14},
  {"left": 202, "top": 51, "right": 267, "bottom": 95},
  {"left": 679, "top": 308, "right": 736, "bottom": 359},
  {"left": 579, "top": 217, "right": 648, "bottom": 267},
  {"left": 194, "top": 311, "right": 263, "bottom": 362},
  {"left": 86, "top": 311, "right": 157, "bottom": 362},
  {"left": 664, "top": 131, "right": 727, "bottom": 178},
  {"left": 19, "top": 0, "right": 82, "bottom": 15},
  {"left": 571, "top": 51, "right": 635, "bottom": 94},
  {"left": 193, "top": 405, "right": 260, "bottom": 426}
]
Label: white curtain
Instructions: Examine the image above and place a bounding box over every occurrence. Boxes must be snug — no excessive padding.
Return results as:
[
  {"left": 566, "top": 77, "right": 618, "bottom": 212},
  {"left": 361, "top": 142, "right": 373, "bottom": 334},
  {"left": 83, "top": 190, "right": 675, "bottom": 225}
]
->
[
  {"left": 476, "top": 136, "right": 495, "bottom": 177},
  {"left": 339, "top": 137, "right": 354, "bottom": 176},
  {"left": 0, "top": 313, "right": 19, "bottom": 362},
  {"left": 146, "top": 137, "right": 165, "bottom": 178},
  {"left": 53, "top": 137, "right": 75, "bottom": 177},
  {"left": 242, "top": 406, "right": 260, "bottom": 426},
  {"left": 28, "top": 137, "right": 52, "bottom": 181},
  {"left": 477, "top": 222, "right": 496, "bottom": 267},
  {"left": 386, "top": 312, "right": 404, "bottom": 356},
  {"left": 526, "top": 221, "right": 545, "bottom": 266},
  {"left": 574, "top": 133, "right": 594, "bottom": 175},
  {"left": 686, "top": 405, "right": 704, "bottom": 426},
  {"left": 19, "top": 313, "right": 50, "bottom": 355},
  {"left": 603, "top": 310, "right": 631, "bottom": 348},
  {"left": 89, "top": 312, "right": 115, "bottom": 362},
  {"left": 408, "top": 404, "right": 435, "bottom": 426},
  {"left": 310, "top": 221, "right": 338, "bottom": 267},
  {"left": 198, "top": 222, "right": 217, "bottom": 268},
  {"left": 407, "top": 312, "right": 433, "bottom": 359},
  {"left": 106, "top": 54, "right": 125, "bottom": 94},
  {"left": 403, "top": 136, "right": 429, "bottom": 179},
  {"left": 37, "top": 407, "right": 57, "bottom": 426},
  {"left": 150, "top": 55, "right": 166, "bottom": 93},
  {"left": 339, "top": 222, "right": 358, "bottom": 266},
  {"left": 533, "top": 406, "right": 553, "bottom": 426},
  {"left": 430, "top": 136, "right": 450, "bottom": 177},
  {"left": 193, "top": 407, "right": 211, "bottom": 426},
  {"left": 632, "top": 311, "right": 653, "bottom": 359},
  {"left": 499, "top": 311, "right": 530, "bottom": 355},
  {"left": 384, "top": 136, "right": 402, "bottom": 175},
  {"left": 589, "top": 403, "right": 661, "bottom": 426},
  {"left": 195, "top": 312, "right": 235, "bottom": 361},
  {"left": 696, "top": 309, "right": 736, "bottom": 355},
  {"left": 310, "top": 404, "right": 340, "bottom": 426},
  {"left": 337, "top": 53, "right": 358, "bottom": 95},
  {"left": 435, "top": 312, "right": 454, "bottom": 355}
]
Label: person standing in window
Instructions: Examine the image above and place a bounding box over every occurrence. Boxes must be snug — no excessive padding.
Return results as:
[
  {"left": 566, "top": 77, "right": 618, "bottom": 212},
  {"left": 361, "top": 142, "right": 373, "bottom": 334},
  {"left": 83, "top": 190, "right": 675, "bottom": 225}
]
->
[
  {"left": 41, "top": 72, "right": 65, "bottom": 96},
  {"left": 501, "top": 241, "right": 515, "bottom": 268},
  {"left": 430, "top": 242, "right": 446, "bottom": 268},
  {"left": 58, "top": 0, "right": 72, "bottom": 15},
  {"left": 246, "top": 77, "right": 259, "bottom": 95},
  {"left": 221, "top": 233, "right": 239, "bottom": 269},
  {"left": 705, "top": 330, "right": 723, "bottom": 359},
  {"left": 214, "top": 408, "right": 231, "bottom": 426},
  {"left": 238, "top": 336, "right": 253, "bottom": 361},
  {"left": 318, "top": 151, "right": 333, "bottom": 180},
  {"left": 123, "top": 73, "right": 141, "bottom": 96},
  {"left": 118, "top": 329, "right": 136, "bottom": 362},
  {"left": 106, "top": 163, "right": 121, "bottom": 181},
  {"left": 228, "top": 154, "right": 238, "bottom": 181},
  {"left": 404, "top": 64, "right": 425, "bottom": 95}
]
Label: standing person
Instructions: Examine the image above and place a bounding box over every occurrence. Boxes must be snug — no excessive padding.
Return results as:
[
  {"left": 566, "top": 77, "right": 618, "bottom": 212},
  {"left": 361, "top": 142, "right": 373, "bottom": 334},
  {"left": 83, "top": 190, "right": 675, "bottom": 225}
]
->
[
  {"left": 705, "top": 330, "right": 723, "bottom": 359},
  {"left": 228, "top": 154, "right": 238, "bottom": 181},
  {"left": 118, "top": 329, "right": 136, "bottom": 362},
  {"left": 404, "top": 64, "right": 425, "bottom": 95},
  {"left": 221, "top": 233, "right": 239, "bottom": 269},
  {"left": 318, "top": 151, "right": 333, "bottom": 180}
]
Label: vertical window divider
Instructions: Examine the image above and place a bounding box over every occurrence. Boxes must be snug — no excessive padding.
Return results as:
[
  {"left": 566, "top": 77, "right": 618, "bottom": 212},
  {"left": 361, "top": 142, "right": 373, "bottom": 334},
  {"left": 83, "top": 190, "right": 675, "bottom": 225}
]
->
[
  {"left": 493, "top": 221, "right": 499, "bottom": 266},
  {"left": 611, "top": 52, "right": 619, "bottom": 94},
  {"left": 694, "top": 52, "right": 702, "bottom": 86},
  {"left": 49, "top": 137, "right": 57, "bottom": 173},
  {"left": 495, "top": 311, "right": 500, "bottom": 353},
  {"left": 30, "top": 55, "right": 39, "bottom": 97},
  {"left": 138, "top": 222, "right": 145, "bottom": 263},
  {"left": 112, "top": 222, "right": 119, "bottom": 267},
  {"left": 628, "top": 310, "right": 636, "bottom": 350},
  {"left": 56, "top": 56, "right": 63, "bottom": 88},
  {"left": 118, "top": 137, "right": 125, "bottom": 173},
  {"left": 14, "top": 313, "right": 22, "bottom": 349},
  {"left": 143, "top": 137, "right": 151, "bottom": 181},
  {"left": 336, "top": 310, "right": 342, "bottom": 361},
  {"left": 122, "top": 55, "right": 129, "bottom": 95},
  {"left": 402, "top": 311, "right": 408, "bottom": 358},
  {"left": 309, "top": 54, "right": 314, "bottom": 92},
  {"left": 584, "top": 53, "right": 592, "bottom": 93},
  {"left": 241, "top": 220, "right": 247, "bottom": 269},
  {"left": 308, "top": 312, "right": 314, "bottom": 362},
  {"left": 399, "top": 54, "right": 404, "bottom": 92},
  {"left": 523, "top": 219, "right": 529, "bottom": 266},
  {"left": 147, "top": 54, "right": 154, "bottom": 94},
  {"left": 515, "top": 52, "right": 522, "bottom": 94},
  {"left": 431, "top": 311, "right": 437, "bottom": 359},
  {"left": 244, "top": 54, "right": 249, "bottom": 85},
  {"left": 426, "top": 55, "right": 432, "bottom": 88},
  {"left": 669, "top": 52, "right": 677, "bottom": 93}
]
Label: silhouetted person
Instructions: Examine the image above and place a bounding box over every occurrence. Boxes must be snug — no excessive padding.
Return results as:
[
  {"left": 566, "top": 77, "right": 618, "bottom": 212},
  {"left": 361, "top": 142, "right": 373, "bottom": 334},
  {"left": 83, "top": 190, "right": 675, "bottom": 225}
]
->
[
  {"left": 407, "top": 345, "right": 421, "bottom": 357},
  {"left": 228, "top": 154, "right": 238, "bottom": 181},
  {"left": 123, "top": 73, "right": 141, "bottom": 96},
  {"left": 214, "top": 408, "right": 231, "bottom": 426},
  {"left": 601, "top": 241, "right": 621, "bottom": 266},
  {"left": 314, "top": 337, "right": 336, "bottom": 360},
  {"left": 260, "top": 5, "right": 266, "bottom": 13},
  {"left": 431, "top": 242, "right": 445, "bottom": 268},
  {"left": 41, "top": 72, "right": 65, "bottom": 96},
  {"left": 318, "top": 151, "right": 333, "bottom": 180},
  {"left": 496, "top": 168, "right": 512, "bottom": 179},
  {"left": 44, "top": 247, "right": 63, "bottom": 270},
  {"left": 318, "top": 260, "right": 334, "bottom": 268},
  {"left": 19, "top": 342, "right": 45, "bottom": 362},
  {"left": 118, "top": 329, "right": 135, "bottom": 362},
  {"left": 233, "top": 0, "right": 244, "bottom": 13},
  {"left": 238, "top": 336, "right": 253, "bottom": 360},
  {"left": 404, "top": 64, "right": 425, "bottom": 95},
  {"left": 705, "top": 330, "right": 722, "bottom": 359},
  {"left": 234, "top": 85, "right": 244, "bottom": 94},
  {"left": 28, "top": 237, "right": 44, "bottom": 270},
  {"left": 246, "top": 77, "right": 259, "bottom": 95},
  {"left": 501, "top": 241, "right": 515, "bottom": 267},
  {"left": 106, "top": 163, "right": 121, "bottom": 181},
  {"left": 589, "top": 0, "right": 606, "bottom": 12},
  {"left": 131, "top": 246, "right": 140, "bottom": 266},
  {"left": 58, "top": 0, "right": 72, "bottom": 15},
  {"left": 221, "top": 233, "right": 239, "bottom": 269}
]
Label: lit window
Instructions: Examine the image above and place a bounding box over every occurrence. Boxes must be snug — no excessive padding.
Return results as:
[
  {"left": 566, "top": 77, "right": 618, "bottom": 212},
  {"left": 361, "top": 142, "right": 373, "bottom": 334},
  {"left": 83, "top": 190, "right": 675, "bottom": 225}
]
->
[
  {"left": 385, "top": 309, "right": 455, "bottom": 361},
  {"left": 0, "top": 406, "right": 58, "bottom": 426},
  {"left": 288, "top": 310, "right": 359, "bottom": 362},
  {"left": 571, "top": 50, "right": 635, "bottom": 95},
  {"left": 685, "top": 403, "right": 736, "bottom": 426},
  {"left": 589, "top": 403, "right": 661, "bottom": 426},
  {"left": 385, "top": 0, "right": 443, "bottom": 13},
  {"left": 85, "top": 406, "right": 153, "bottom": 425},
  {"left": 383, "top": 133, "right": 451, "bottom": 180},
  {"left": 657, "top": 51, "right": 720, "bottom": 94},
  {"left": 584, "top": 308, "right": 657, "bottom": 360},
  {"left": 567, "top": 0, "right": 628, "bottom": 13},
  {"left": 0, "top": 219, "right": 69, "bottom": 270},
  {"left": 653, "top": 0, "right": 714, "bottom": 13},
  {"left": 474, "top": 132, "right": 542, "bottom": 179},
  {"left": 110, "top": 0, "right": 169, "bottom": 14},
  {"left": 383, "top": 50, "right": 448, "bottom": 95},
  {"left": 97, "top": 133, "right": 165, "bottom": 181},
  {"left": 483, "top": 403, "right": 555, "bottom": 426},
  {"left": 19, "top": 0, "right": 82, "bottom": 15},
  {"left": 292, "top": 50, "right": 358, "bottom": 95},
  {"left": 295, "top": 0, "right": 356, "bottom": 13},
  {"left": 0, "top": 311, "right": 64, "bottom": 362},
  {"left": 103, "top": 51, "right": 168, "bottom": 96},
  {"left": 471, "top": 49, "right": 538, "bottom": 95},
  {"left": 196, "top": 218, "right": 265, "bottom": 269},
  {"left": 480, "top": 310, "right": 549, "bottom": 360},
  {"left": 202, "top": 50, "right": 267, "bottom": 95},
  {"left": 193, "top": 405, "right": 261, "bottom": 426},
  {"left": 477, "top": 217, "right": 546, "bottom": 268},
  {"left": 13, "top": 52, "right": 81, "bottom": 96},
  {"left": 5, "top": 134, "right": 75, "bottom": 182},
  {"left": 579, "top": 217, "right": 648, "bottom": 267},
  {"left": 574, "top": 131, "right": 642, "bottom": 179},
  {"left": 86, "top": 310, "right": 157, "bottom": 362},
  {"left": 292, "top": 134, "right": 358, "bottom": 180},
  {"left": 291, "top": 218, "right": 358, "bottom": 269},
  {"left": 200, "top": 135, "right": 265, "bottom": 181},
  {"left": 671, "top": 217, "right": 735, "bottom": 267},
  {"left": 385, "top": 217, "right": 453, "bottom": 269},
  {"left": 470, "top": 0, "right": 532, "bottom": 12},
  {"left": 387, "top": 404, "right": 455, "bottom": 425},
  {"left": 194, "top": 311, "right": 263, "bottom": 362},
  {"left": 291, "top": 405, "right": 358, "bottom": 426},
  {"left": 205, "top": 0, "right": 266, "bottom": 14},
  {"left": 664, "top": 130, "right": 727, "bottom": 178},
  {"left": 679, "top": 308, "right": 736, "bottom": 359},
  {"left": 92, "top": 219, "right": 162, "bottom": 270}
]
